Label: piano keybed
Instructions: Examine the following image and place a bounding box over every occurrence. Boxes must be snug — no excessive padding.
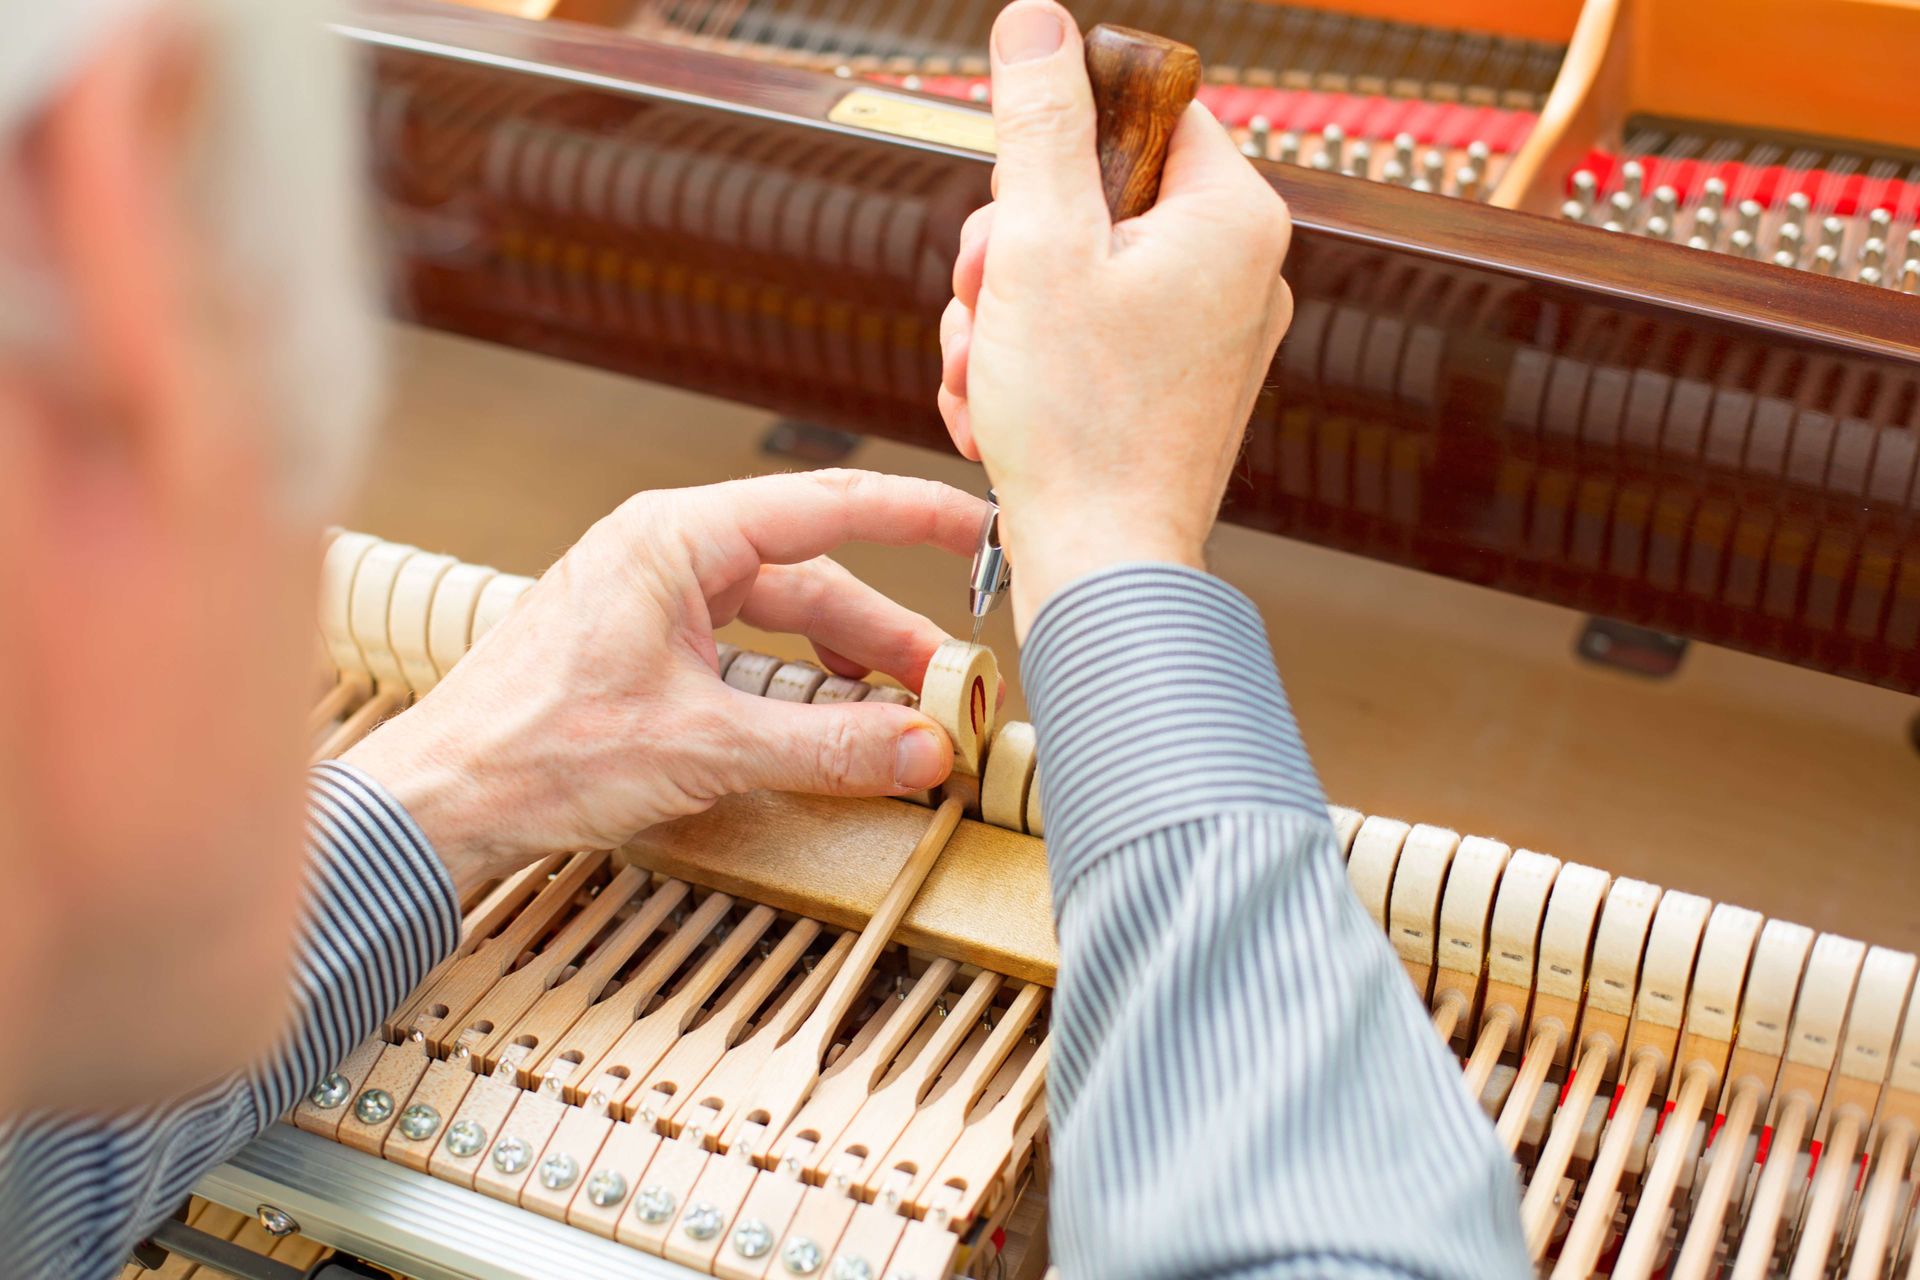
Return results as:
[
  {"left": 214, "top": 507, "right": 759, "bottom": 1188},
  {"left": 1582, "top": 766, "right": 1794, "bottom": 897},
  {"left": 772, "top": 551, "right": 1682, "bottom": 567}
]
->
[{"left": 290, "top": 529, "right": 1920, "bottom": 1278}]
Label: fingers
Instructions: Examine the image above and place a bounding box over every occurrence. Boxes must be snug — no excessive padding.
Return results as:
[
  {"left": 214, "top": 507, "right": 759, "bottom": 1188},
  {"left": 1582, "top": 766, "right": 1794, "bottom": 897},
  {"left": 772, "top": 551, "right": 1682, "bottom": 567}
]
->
[
  {"left": 738, "top": 558, "right": 953, "bottom": 691},
  {"left": 952, "top": 202, "right": 995, "bottom": 308},
  {"left": 721, "top": 696, "right": 954, "bottom": 797},
  {"left": 681, "top": 471, "right": 987, "bottom": 589},
  {"left": 939, "top": 296, "right": 971, "bottom": 398},
  {"left": 1146, "top": 100, "right": 1293, "bottom": 260},
  {"left": 938, "top": 383, "right": 978, "bottom": 460},
  {"left": 986, "top": 0, "right": 1107, "bottom": 241}
]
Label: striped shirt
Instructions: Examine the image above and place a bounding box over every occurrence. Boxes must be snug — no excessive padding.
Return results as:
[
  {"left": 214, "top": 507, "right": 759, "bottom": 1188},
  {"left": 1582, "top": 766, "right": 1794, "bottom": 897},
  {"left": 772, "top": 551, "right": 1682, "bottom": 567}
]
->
[{"left": 1, "top": 564, "right": 1525, "bottom": 1279}]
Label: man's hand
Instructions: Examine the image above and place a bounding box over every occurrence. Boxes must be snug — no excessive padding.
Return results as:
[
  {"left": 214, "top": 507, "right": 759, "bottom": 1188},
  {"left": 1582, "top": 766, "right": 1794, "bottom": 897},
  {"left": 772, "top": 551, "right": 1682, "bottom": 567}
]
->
[
  {"left": 344, "top": 470, "right": 983, "bottom": 891},
  {"left": 938, "top": 0, "right": 1293, "bottom": 636}
]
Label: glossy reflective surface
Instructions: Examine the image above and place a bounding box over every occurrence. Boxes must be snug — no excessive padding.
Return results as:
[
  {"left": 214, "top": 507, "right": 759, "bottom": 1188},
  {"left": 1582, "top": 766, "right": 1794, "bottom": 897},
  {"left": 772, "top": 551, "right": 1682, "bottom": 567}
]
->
[{"left": 353, "top": 1, "right": 1920, "bottom": 690}]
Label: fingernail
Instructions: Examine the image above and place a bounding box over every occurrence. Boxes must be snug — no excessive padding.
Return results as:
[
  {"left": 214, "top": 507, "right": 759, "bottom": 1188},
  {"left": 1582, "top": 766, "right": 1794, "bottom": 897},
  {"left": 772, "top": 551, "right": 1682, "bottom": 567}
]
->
[
  {"left": 893, "top": 728, "right": 948, "bottom": 790},
  {"left": 993, "top": 2, "right": 1064, "bottom": 64}
]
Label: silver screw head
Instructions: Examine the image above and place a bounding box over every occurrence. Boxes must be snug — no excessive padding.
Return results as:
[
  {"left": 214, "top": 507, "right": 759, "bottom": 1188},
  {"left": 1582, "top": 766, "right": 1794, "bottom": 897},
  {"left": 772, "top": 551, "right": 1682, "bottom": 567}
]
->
[
  {"left": 491, "top": 1135, "right": 533, "bottom": 1175},
  {"left": 255, "top": 1205, "right": 298, "bottom": 1238},
  {"left": 308, "top": 1074, "right": 351, "bottom": 1110},
  {"left": 733, "top": 1218, "right": 774, "bottom": 1258},
  {"left": 782, "top": 1235, "right": 825, "bottom": 1274},
  {"left": 353, "top": 1089, "right": 395, "bottom": 1125},
  {"left": 397, "top": 1104, "right": 441, "bottom": 1141},
  {"left": 585, "top": 1169, "right": 628, "bottom": 1207},
  {"left": 443, "top": 1119, "right": 486, "bottom": 1158},
  {"left": 537, "top": 1152, "right": 579, "bottom": 1191},
  {"left": 830, "top": 1256, "right": 874, "bottom": 1280},
  {"left": 633, "top": 1184, "right": 676, "bottom": 1224},
  {"left": 682, "top": 1201, "right": 724, "bottom": 1241}
]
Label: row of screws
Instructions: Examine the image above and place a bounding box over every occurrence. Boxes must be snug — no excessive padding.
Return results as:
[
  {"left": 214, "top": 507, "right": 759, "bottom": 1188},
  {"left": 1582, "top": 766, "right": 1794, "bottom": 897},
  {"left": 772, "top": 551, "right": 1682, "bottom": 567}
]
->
[
  {"left": 1241, "top": 122, "right": 1494, "bottom": 200},
  {"left": 310, "top": 1073, "right": 920, "bottom": 1277},
  {"left": 1562, "top": 162, "right": 1920, "bottom": 290}
]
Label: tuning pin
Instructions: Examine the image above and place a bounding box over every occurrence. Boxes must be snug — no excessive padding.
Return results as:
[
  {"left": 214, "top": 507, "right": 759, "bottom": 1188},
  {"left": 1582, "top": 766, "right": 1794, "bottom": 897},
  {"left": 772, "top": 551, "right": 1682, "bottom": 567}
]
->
[
  {"left": 1701, "top": 177, "right": 1727, "bottom": 212},
  {"left": 968, "top": 82, "right": 989, "bottom": 104},
  {"left": 1861, "top": 237, "right": 1887, "bottom": 269},
  {"left": 1729, "top": 227, "right": 1757, "bottom": 258},
  {"left": 1644, "top": 214, "right": 1672, "bottom": 241},
  {"left": 1410, "top": 178, "right": 1434, "bottom": 194},
  {"left": 1652, "top": 185, "right": 1678, "bottom": 221},
  {"left": 1394, "top": 133, "right": 1417, "bottom": 172},
  {"left": 1775, "top": 220, "right": 1803, "bottom": 263},
  {"left": 1382, "top": 159, "right": 1408, "bottom": 186},
  {"left": 1693, "top": 204, "right": 1721, "bottom": 243},
  {"left": 1812, "top": 243, "right": 1839, "bottom": 274},
  {"left": 1621, "top": 159, "right": 1645, "bottom": 202},
  {"left": 1686, "top": 234, "right": 1712, "bottom": 250},
  {"left": 1601, "top": 219, "right": 1626, "bottom": 233},
  {"left": 1867, "top": 207, "right": 1894, "bottom": 239},
  {"left": 1572, "top": 169, "right": 1599, "bottom": 206},
  {"left": 1277, "top": 131, "right": 1301, "bottom": 166},
  {"left": 1902, "top": 259, "right": 1920, "bottom": 293},
  {"left": 1310, "top": 149, "right": 1334, "bottom": 171},
  {"left": 1321, "top": 123, "right": 1346, "bottom": 170},
  {"left": 1561, "top": 198, "right": 1589, "bottom": 223},
  {"left": 1422, "top": 149, "right": 1445, "bottom": 189},
  {"left": 1455, "top": 165, "right": 1481, "bottom": 200},
  {"left": 1347, "top": 140, "right": 1372, "bottom": 178},
  {"left": 1784, "top": 191, "right": 1812, "bottom": 231},
  {"left": 1906, "top": 228, "right": 1920, "bottom": 261},
  {"left": 1772, "top": 248, "right": 1799, "bottom": 269},
  {"left": 1820, "top": 215, "right": 1846, "bottom": 251},
  {"left": 1609, "top": 190, "right": 1635, "bottom": 224},
  {"left": 1738, "top": 199, "right": 1764, "bottom": 238},
  {"left": 1243, "top": 115, "right": 1271, "bottom": 159},
  {"left": 1466, "top": 140, "right": 1492, "bottom": 170},
  {"left": 1859, "top": 264, "right": 1884, "bottom": 287},
  {"left": 902, "top": 74, "right": 923, "bottom": 91}
]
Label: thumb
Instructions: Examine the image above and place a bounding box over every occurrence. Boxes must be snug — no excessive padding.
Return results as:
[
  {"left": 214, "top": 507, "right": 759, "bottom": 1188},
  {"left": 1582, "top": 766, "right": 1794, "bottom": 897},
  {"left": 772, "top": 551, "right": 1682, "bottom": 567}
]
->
[
  {"left": 724, "top": 695, "right": 955, "bottom": 798},
  {"left": 988, "top": 0, "right": 1106, "bottom": 234}
]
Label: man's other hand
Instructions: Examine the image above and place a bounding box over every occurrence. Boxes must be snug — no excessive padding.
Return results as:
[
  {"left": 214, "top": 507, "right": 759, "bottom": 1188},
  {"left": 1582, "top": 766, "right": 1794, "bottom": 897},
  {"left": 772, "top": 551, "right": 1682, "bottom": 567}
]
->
[
  {"left": 937, "top": 0, "right": 1294, "bottom": 636},
  {"left": 344, "top": 470, "right": 983, "bottom": 890}
]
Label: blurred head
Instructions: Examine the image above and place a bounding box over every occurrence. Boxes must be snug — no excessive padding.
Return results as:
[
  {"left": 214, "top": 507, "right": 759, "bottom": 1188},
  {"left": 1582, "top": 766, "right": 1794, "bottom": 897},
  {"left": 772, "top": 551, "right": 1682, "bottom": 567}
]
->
[{"left": 0, "top": 0, "right": 382, "bottom": 1108}]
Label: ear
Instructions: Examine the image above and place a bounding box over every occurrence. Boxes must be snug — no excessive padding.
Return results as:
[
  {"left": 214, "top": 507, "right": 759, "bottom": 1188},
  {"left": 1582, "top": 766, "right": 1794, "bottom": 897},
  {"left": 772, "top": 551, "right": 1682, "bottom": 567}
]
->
[{"left": 31, "top": 11, "right": 209, "bottom": 477}]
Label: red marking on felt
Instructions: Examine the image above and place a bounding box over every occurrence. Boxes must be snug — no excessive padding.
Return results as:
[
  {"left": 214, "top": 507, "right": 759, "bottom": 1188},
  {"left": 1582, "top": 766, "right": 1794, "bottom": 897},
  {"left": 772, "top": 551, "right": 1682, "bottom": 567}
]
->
[
  {"left": 1565, "top": 150, "right": 1920, "bottom": 216},
  {"left": 968, "top": 676, "right": 985, "bottom": 735},
  {"left": 1856, "top": 1151, "right": 1871, "bottom": 1192},
  {"left": 1756, "top": 1124, "right": 1774, "bottom": 1164},
  {"left": 1607, "top": 1082, "right": 1626, "bottom": 1120},
  {"left": 1560, "top": 1070, "right": 1577, "bottom": 1108},
  {"left": 1654, "top": 1098, "right": 1677, "bottom": 1134},
  {"left": 1808, "top": 1138, "right": 1824, "bottom": 1179},
  {"left": 1707, "top": 1112, "right": 1727, "bottom": 1149},
  {"left": 991, "top": 1228, "right": 1007, "bottom": 1252}
]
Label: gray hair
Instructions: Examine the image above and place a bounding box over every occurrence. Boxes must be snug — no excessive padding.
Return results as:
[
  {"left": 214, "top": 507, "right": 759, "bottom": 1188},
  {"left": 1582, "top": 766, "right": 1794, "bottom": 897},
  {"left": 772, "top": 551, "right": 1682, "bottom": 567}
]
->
[{"left": 0, "top": 0, "right": 381, "bottom": 515}]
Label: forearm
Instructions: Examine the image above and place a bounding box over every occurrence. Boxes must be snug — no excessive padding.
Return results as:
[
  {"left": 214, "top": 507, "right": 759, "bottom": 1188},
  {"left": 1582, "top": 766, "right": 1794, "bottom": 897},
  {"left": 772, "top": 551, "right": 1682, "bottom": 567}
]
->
[
  {"left": 0, "top": 764, "right": 459, "bottom": 1279},
  {"left": 1025, "top": 565, "right": 1528, "bottom": 1279}
]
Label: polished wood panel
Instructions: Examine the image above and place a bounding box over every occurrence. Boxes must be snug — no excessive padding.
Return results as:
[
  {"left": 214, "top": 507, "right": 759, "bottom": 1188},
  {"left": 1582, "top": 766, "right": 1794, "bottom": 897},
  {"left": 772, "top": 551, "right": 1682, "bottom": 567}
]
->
[{"left": 350, "top": 1, "right": 1920, "bottom": 691}]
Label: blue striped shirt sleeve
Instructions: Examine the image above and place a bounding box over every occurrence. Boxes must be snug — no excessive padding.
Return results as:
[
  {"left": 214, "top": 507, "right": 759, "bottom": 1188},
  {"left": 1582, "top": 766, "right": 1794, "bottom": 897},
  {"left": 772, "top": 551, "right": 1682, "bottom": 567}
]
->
[
  {"left": 0, "top": 762, "right": 458, "bottom": 1280},
  {"left": 1022, "top": 563, "right": 1530, "bottom": 1279}
]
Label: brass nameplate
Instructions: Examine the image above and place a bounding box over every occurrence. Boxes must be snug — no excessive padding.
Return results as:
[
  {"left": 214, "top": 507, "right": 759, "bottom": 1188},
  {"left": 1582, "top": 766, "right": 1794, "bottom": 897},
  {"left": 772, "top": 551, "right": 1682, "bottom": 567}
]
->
[{"left": 828, "top": 88, "right": 997, "bottom": 154}]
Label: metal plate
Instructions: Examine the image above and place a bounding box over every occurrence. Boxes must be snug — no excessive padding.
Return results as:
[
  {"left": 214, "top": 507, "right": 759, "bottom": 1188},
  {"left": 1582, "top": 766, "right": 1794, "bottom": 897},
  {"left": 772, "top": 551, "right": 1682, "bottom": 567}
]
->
[{"left": 199, "top": 1125, "right": 699, "bottom": 1280}]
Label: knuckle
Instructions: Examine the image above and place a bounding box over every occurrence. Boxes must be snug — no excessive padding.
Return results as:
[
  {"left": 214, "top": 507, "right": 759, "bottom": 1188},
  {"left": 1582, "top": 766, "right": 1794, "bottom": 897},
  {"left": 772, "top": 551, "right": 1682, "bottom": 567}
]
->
[{"left": 814, "top": 715, "right": 865, "bottom": 791}]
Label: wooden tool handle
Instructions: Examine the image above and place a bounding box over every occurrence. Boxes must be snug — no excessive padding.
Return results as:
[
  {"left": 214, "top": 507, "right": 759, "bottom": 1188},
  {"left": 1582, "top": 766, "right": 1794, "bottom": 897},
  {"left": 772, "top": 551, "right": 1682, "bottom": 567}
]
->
[{"left": 1083, "top": 24, "right": 1201, "bottom": 220}]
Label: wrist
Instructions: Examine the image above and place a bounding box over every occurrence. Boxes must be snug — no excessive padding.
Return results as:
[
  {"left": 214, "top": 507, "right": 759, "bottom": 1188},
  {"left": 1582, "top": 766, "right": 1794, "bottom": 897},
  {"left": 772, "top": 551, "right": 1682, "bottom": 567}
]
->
[
  {"left": 341, "top": 725, "right": 507, "bottom": 895},
  {"left": 1002, "top": 510, "right": 1207, "bottom": 638}
]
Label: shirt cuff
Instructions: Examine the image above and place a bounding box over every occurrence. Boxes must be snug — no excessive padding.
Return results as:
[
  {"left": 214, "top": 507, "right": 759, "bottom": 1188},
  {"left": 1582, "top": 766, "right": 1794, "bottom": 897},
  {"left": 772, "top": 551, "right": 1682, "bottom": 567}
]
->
[
  {"left": 1020, "top": 563, "right": 1328, "bottom": 902},
  {"left": 306, "top": 760, "right": 462, "bottom": 987}
]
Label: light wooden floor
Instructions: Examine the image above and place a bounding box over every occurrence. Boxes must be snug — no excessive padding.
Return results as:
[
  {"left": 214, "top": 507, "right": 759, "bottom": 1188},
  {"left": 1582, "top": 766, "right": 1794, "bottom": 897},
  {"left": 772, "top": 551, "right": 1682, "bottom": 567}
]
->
[{"left": 353, "top": 325, "right": 1920, "bottom": 953}]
